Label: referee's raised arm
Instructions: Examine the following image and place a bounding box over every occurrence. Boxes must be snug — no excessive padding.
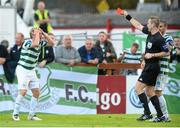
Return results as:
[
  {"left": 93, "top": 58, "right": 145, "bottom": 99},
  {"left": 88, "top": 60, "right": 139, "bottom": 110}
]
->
[{"left": 117, "top": 8, "right": 144, "bottom": 31}]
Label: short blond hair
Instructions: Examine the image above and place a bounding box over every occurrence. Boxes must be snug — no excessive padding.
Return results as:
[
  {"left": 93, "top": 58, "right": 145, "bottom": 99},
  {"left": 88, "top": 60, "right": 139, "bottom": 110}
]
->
[{"left": 149, "top": 16, "right": 160, "bottom": 28}]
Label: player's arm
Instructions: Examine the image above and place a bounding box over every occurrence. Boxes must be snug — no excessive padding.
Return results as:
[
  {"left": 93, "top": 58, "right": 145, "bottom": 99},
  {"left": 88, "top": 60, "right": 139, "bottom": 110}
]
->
[
  {"left": 30, "top": 29, "right": 40, "bottom": 48},
  {"left": 42, "top": 32, "right": 55, "bottom": 46}
]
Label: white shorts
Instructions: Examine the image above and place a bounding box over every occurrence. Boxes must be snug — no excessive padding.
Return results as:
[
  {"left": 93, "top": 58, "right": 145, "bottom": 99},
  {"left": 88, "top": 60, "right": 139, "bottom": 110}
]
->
[
  {"left": 16, "top": 65, "right": 39, "bottom": 90},
  {"left": 155, "top": 74, "right": 168, "bottom": 91}
]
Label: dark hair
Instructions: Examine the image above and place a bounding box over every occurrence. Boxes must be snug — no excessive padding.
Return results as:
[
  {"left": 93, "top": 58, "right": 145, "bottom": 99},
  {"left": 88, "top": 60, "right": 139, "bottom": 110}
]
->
[
  {"left": 132, "top": 42, "right": 139, "bottom": 48},
  {"left": 98, "top": 31, "right": 107, "bottom": 35},
  {"left": 149, "top": 16, "right": 160, "bottom": 28},
  {"left": 0, "top": 40, "right": 9, "bottom": 48}
]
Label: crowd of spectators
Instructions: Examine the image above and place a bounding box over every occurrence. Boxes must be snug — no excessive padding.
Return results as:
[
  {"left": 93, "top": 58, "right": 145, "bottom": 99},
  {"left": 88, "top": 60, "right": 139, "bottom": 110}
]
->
[{"left": 1, "top": 31, "right": 179, "bottom": 79}]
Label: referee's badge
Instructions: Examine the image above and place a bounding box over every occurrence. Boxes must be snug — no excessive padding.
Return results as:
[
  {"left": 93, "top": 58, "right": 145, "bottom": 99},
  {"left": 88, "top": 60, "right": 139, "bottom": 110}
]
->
[{"left": 147, "top": 42, "right": 152, "bottom": 49}]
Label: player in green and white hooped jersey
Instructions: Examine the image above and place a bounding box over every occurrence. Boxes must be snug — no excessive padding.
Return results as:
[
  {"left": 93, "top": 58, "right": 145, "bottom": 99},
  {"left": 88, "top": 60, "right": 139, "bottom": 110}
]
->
[
  {"left": 12, "top": 28, "right": 55, "bottom": 121},
  {"left": 155, "top": 20, "right": 173, "bottom": 122}
]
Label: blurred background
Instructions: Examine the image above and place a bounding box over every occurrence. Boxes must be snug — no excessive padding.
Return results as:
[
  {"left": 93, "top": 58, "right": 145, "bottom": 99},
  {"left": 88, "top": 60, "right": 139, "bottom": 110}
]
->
[{"left": 4, "top": 0, "right": 179, "bottom": 27}]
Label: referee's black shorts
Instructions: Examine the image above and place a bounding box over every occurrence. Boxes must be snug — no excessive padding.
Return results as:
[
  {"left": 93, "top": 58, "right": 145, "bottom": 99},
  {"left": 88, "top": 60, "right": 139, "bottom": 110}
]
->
[{"left": 138, "top": 63, "right": 160, "bottom": 86}]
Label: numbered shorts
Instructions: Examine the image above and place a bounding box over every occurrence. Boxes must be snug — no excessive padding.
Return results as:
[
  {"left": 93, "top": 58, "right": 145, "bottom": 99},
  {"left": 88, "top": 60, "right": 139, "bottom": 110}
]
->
[
  {"left": 155, "top": 74, "right": 168, "bottom": 91},
  {"left": 16, "top": 65, "right": 39, "bottom": 90}
]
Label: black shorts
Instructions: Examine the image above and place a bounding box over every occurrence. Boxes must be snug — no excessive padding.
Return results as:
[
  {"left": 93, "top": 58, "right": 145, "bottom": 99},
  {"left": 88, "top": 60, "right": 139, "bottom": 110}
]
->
[{"left": 138, "top": 63, "right": 160, "bottom": 86}]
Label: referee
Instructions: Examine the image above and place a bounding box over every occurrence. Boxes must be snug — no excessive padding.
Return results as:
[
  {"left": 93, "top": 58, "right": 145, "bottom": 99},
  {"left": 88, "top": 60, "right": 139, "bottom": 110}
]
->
[{"left": 120, "top": 10, "right": 169, "bottom": 122}]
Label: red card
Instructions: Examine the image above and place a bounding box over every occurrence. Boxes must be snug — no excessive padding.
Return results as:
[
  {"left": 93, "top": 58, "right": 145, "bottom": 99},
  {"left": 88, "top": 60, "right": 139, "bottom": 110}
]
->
[{"left": 116, "top": 8, "right": 124, "bottom": 15}]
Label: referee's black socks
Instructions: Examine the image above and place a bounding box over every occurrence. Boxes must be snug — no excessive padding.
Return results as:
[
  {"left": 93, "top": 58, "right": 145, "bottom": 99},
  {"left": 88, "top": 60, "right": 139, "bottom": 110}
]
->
[
  {"left": 138, "top": 92, "right": 151, "bottom": 115},
  {"left": 150, "top": 95, "right": 163, "bottom": 117}
]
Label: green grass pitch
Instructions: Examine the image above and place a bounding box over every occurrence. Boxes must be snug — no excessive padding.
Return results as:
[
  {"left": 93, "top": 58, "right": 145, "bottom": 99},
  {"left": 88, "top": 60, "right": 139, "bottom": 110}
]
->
[{"left": 0, "top": 112, "right": 180, "bottom": 127}]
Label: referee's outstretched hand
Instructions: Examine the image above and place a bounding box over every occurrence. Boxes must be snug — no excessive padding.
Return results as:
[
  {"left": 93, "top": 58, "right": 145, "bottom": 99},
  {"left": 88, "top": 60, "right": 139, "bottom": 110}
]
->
[{"left": 116, "top": 8, "right": 128, "bottom": 16}]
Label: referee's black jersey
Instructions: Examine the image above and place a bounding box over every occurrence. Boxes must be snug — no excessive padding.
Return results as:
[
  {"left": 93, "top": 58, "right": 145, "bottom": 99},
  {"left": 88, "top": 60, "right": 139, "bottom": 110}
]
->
[{"left": 142, "top": 26, "right": 169, "bottom": 64}]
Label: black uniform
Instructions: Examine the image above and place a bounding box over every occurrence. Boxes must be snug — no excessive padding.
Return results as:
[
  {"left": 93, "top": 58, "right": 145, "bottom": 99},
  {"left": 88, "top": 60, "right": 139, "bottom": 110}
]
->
[
  {"left": 0, "top": 45, "right": 8, "bottom": 59},
  {"left": 138, "top": 26, "right": 168, "bottom": 85},
  {"left": 38, "top": 46, "right": 54, "bottom": 64}
]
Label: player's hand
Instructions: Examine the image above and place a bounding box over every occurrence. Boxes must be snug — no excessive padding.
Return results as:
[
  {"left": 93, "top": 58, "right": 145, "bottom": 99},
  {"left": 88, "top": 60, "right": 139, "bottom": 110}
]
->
[
  {"left": 38, "top": 28, "right": 43, "bottom": 32},
  {"left": 38, "top": 28, "right": 46, "bottom": 35},
  {"left": 144, "top": 53, "right": 153, "bottom": 59}
]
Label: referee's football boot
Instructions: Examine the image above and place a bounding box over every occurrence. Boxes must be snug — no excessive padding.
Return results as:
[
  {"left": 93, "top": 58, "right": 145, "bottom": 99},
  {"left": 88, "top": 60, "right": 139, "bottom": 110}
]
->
[
  {"left": 152, "top": 115, "right": 167, "bottom": 122},
  {"left": 137, "top": 114, "right": 153, "bottom": 121}
]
